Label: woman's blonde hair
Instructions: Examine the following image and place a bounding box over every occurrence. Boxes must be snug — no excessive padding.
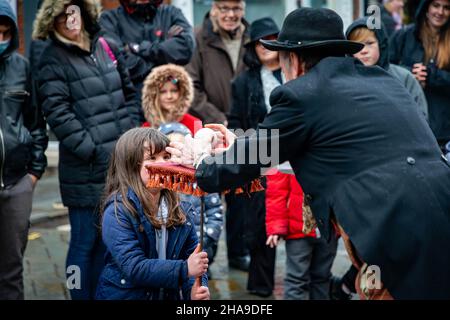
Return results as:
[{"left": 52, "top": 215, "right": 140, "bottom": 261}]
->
[
  {"left": 102, "top": 128, "right": 185, "bottom": 228},
  {"left": 141, "top": 64, "right": 194, "bottom": 128}
]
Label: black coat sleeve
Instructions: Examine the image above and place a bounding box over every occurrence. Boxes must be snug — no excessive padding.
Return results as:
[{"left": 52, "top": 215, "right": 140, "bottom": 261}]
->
[
  {"left": 196, "top": 85, "right": 307, "bottom": 192},
  {"left": 99, "top": 11, "right": 151, "bottom": 83},
  {"left": 104, "top": 37, "right": 145, "bottom": 124},
  {"left": 23, "top": 59, "right": 48, "bottom": 178},
  {"left": 427, "top": 61, "right": 450, "bottom": 88},
  {"left": 136, "top": 6, "right": 195, "bottom": 66}
]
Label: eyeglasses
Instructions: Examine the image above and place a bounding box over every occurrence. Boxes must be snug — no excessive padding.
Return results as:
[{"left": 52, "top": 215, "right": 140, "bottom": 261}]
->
[{"left": 216, "top": 5, "right": 244, "bottom": 14}]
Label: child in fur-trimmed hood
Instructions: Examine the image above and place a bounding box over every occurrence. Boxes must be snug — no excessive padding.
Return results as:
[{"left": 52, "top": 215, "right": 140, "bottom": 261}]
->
[{"left": 142, "top": 63, "right": 202, "bottom": 135}]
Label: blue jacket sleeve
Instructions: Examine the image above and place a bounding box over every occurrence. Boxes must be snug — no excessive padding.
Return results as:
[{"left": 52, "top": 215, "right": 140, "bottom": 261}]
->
[{"left": 102, "top": 202, "right": 190, "bottom": 289}]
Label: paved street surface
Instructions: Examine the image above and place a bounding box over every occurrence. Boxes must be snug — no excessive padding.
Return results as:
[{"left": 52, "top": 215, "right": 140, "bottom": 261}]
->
[{"left": 24, "top": 169, "right": 352, "bottom": 300}]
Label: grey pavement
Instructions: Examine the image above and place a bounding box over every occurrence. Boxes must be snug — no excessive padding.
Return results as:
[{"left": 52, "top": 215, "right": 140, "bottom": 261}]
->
[{"left": 24, "top": 169, "right": 352, "bottom": 300}]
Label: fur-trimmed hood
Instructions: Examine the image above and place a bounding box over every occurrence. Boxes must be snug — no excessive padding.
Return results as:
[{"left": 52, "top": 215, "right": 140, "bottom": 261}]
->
[
  {"left": 32, "top": 0, "right": 101, "bottom": 40},
  {"left": 142, "top": 64, "right": 194, "bottom": 127}
]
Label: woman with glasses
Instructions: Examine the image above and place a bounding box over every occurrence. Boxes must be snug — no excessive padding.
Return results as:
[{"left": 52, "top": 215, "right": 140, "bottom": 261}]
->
[{"left": 32, "top": 0, "right": 143, "bottom": 300}]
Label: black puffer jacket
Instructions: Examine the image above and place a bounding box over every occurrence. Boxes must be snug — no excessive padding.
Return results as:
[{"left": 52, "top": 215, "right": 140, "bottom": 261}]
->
[
  {"left": 99, "top": 3, "right": 195, "bottom": 85},
  {"left": 390, "top": 0, "right": 450, "bottom": 145},
  {"left": 35, "top": 0, "right": 142, "bottom": 207},
  {"left": 0, "top": 1, "right": 47, "bottom": 188}
]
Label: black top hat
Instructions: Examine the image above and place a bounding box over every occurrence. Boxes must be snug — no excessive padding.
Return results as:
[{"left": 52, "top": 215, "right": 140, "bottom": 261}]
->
[
  {"left": 260, "top": 7, "right": 363, "bottom": 55},
  {"left": 245, "top": 17, "right": 280, "bottom": 47}
]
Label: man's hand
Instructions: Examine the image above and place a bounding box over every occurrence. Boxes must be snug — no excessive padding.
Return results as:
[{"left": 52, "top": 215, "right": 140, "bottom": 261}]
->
[
  {"left": 412, "top": 63, "right": 427, "bottom": 87},
  {"left": 168, "top": 25, "right": 184, "bottom": 38},
  {"left": 191, "top": 278, "right": 210, "bottom": 300},
  {"left": 266, "top": 235, "right": 280, "bottom": 248},
  {"left": 165, "top": 125, "right": 237, "bottom": 166},
  {"left": 166, "top": 135, "right": 195, "bottom": 166},
  {"left": 28, "top": 174, "right": 38, "bottom": 188},
  {"left": 204, "top": 124, "right": 237, "bottom": 154}
]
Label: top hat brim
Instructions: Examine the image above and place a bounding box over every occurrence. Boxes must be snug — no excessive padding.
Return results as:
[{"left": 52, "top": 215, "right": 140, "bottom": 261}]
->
[
  {"left": 245, "top": 32, "right": 279, "bottom": 48},
  {"left": 260, "top": 39, "right": 364, "bottom": 55}
]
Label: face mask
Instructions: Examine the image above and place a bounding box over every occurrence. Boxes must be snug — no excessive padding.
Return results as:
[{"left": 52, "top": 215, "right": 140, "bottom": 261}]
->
[
  {"left": 0, "top": 39, "right": 10, "bottom": 55},
  {"left": 132, "top": 3, "right": 158, "bottom": 18}
]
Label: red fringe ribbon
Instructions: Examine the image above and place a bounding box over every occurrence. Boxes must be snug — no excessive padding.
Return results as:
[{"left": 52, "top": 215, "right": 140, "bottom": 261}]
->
[{"left": 145, "top": 163, "right": 264, "bottom": 196}]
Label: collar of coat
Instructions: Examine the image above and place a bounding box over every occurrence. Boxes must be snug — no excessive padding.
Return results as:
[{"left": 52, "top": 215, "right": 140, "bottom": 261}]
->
[{"left": 54, "top": 29, "right": 91, "bottom": 52}]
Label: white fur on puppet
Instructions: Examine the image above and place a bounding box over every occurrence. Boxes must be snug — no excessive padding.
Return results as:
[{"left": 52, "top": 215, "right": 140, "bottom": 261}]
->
[{"left": 194, "top": 128, "right": 218, "bottom": 146}]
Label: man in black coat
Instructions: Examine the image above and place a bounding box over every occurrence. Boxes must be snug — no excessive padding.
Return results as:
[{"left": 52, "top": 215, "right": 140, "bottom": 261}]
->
[
  {"left": 99, "top": 0, "right": 194, "bottom": 94},
  {"left": 168, "top": 8, "right": 450, "bottom": 299},
  {"left": 0, "top": 0, "right": 48, "bottom": 299}
]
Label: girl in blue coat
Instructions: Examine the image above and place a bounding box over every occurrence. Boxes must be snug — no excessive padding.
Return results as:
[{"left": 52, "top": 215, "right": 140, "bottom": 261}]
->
[{"left": 96, "top": 128, "right": 209, "bottom": 300}]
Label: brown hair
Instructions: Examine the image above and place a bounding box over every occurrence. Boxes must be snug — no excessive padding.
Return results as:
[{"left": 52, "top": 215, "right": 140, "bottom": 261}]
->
[
  {"left": 419, "top": 2, "right": 450, "bottom": 70},
  {"left": 420, "top": 22, "right": 450, "bottom": 70},
  {"left": 280, "top": 50, "right": 329, "bottom": 73},
  {"left": 102, "top": 128, "right": 185, "bottom": 228},
  {"left": 347, "top": 27, "right": 376, "bottom": 43}
]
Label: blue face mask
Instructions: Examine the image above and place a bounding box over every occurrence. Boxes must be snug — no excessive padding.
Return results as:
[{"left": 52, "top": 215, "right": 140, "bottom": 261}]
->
[{"left": 0, "top": 39, "right": 10, "bottom": 55}]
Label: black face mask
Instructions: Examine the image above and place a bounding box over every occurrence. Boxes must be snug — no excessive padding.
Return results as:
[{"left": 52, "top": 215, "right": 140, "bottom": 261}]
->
[{"left": 130, "top": 3, "right": 158, "bottom": 19}]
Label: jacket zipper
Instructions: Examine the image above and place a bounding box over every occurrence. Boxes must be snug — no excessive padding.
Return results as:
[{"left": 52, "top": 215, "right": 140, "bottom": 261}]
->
[
  {"left": 5, "top": 90, "right": 30, "bottom": 96},
  {"left": 0, "top": 126, "right": 5, "bottom": 188}
]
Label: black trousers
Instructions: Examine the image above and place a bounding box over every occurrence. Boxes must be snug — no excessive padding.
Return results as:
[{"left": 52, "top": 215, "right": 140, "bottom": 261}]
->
[
  {"left": 225, "top": 194, "right": 249, "bottom": 258},
  {"left": 244, "top": 191, "right": 276, "bottom": 293},
  {"left": 247, "top": 235, "right": 276, "bottom": 293}
]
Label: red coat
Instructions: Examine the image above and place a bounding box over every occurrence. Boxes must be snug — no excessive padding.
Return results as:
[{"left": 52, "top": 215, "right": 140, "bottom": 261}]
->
[
  {"left": 265, "top": 170, "right": 316, "bottom": 239},
  {"left": 142, "top": 113, "right": 202, "bottom": 135}
]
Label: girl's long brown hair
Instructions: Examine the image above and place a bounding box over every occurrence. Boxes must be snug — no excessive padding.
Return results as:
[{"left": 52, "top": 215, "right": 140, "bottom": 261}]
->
[
  {"left": 102, "top": 128, "right": 186, "bottom": 228},
  {"left": 419, "top": 1, "right": 450, "bottom": 70}
]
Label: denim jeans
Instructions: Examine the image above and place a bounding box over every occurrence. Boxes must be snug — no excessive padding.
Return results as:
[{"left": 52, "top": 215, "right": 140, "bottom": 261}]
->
[{"left": 66, "top": 207, "right": 105, "bottom": 300}]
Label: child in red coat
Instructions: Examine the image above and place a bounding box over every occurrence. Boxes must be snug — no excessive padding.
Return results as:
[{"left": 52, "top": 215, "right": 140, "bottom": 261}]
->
[{"left": 266, "top": 167, "right": 338, "bottom": 300}]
